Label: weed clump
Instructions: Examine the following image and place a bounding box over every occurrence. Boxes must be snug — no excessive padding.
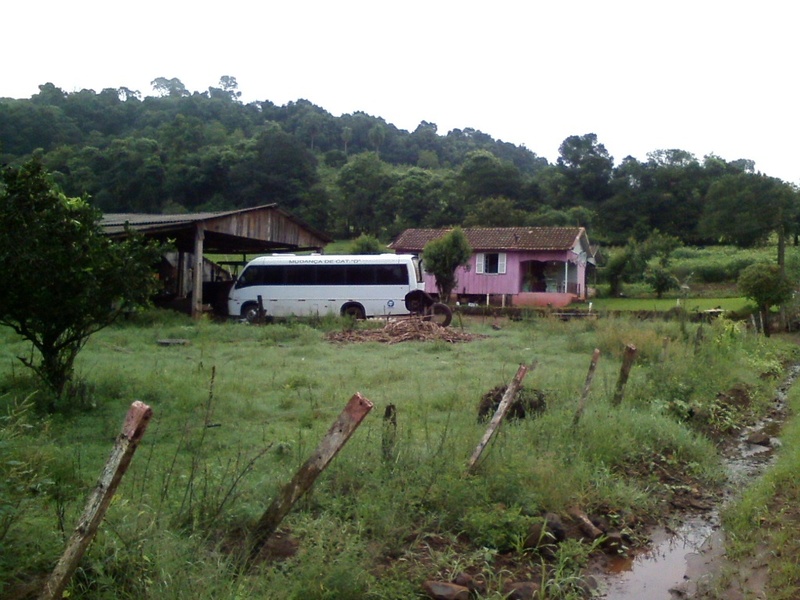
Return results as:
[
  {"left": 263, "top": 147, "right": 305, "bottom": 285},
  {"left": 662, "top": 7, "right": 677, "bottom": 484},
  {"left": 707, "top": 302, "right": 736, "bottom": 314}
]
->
[{"left": 476, "top": 385, "right": 547, "bottom": 422}]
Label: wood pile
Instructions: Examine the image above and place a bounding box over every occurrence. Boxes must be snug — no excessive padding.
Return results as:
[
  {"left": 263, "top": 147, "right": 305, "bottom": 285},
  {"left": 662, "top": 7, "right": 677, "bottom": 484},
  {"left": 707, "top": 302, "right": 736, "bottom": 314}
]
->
[{"left": 325, "top": 318, "right": 483, "bottom": 344}]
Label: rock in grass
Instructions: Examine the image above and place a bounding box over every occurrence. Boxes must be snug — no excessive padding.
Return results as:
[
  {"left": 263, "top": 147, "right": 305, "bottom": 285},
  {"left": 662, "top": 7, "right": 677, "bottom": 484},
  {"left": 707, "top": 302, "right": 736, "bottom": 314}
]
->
[
  {"left": 452, "top": 572, "right": 486, "bottom": 595},
  {"left": 503, "top": 581, "right": 541, "bottom": 600},
  {"left": 524, "top": 512, "right": 566, "bottom": 549},
  {"left": 422, "top": 581, "right": 470, "bottom": 600}
]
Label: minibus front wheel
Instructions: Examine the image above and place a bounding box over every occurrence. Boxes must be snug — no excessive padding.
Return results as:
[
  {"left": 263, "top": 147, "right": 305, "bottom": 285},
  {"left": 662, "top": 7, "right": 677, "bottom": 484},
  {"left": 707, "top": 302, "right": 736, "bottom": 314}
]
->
[{"left": 241, "top": 302, "right": 262, "bottom": 323}]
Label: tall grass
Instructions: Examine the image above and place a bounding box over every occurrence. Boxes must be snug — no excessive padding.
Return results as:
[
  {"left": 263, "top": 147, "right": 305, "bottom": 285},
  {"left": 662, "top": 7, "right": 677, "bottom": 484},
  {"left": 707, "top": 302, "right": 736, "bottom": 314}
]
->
[
  {"left": 720, "top": 379, "right": 800, "bottom": 600},
  {"left": 0, "top": 310, "right": 793, "bottom": 598}
]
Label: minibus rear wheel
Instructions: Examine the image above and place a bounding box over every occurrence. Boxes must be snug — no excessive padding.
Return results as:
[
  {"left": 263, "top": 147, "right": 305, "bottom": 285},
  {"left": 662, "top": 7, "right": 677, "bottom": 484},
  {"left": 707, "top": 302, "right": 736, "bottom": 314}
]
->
[{"left": 341, "top": 303, "right": 366, "bottom": 320}]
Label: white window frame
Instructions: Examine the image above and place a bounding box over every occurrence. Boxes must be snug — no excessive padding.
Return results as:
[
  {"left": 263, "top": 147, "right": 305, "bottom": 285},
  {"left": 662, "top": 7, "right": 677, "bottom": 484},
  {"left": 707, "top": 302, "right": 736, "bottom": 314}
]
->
[{"left": 476, "top": 252, "right": 506, "bottom": 275}]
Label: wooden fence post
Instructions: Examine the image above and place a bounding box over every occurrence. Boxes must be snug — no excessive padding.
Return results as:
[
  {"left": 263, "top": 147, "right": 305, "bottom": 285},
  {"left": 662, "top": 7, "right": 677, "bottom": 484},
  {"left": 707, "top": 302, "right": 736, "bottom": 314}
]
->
[
  {"left": 611, "top": 344, "right": 637, "bottom": 407},
  {"left": 660, "top": 336, "right": 670, "bottom": 362},
  {"left": 382, "top": 404, "right": 398, "bottom": 463},
  {"left": 572, "top": 349, "right": 601, "bottom": 427},
  {"left": 40, "top": 401, "right": 153, "bottom": 600},
  {"left": 249, "top": 393, "right": 373, "bottom": 562},
  {"left": 467, "top": 363, "right": 533, "bottom": 474}
]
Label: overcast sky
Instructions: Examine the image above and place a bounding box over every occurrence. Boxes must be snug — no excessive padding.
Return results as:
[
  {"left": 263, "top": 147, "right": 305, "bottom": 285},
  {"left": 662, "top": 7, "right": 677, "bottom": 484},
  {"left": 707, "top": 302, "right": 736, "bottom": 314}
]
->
[{"left": 4, "top": 1, "right": 798, "bottom": 183}]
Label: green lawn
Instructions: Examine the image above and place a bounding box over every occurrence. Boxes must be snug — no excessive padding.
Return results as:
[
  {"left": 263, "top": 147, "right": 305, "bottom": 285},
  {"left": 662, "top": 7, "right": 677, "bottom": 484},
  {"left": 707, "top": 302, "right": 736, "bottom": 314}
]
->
[{"left": 588, "top": 296, "right": 750, "bottom": 313}]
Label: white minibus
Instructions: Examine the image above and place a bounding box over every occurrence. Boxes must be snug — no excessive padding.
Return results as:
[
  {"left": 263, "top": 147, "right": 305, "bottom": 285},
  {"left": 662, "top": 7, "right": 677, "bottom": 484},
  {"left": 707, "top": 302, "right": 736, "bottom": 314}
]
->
[{"left": 228, "top": 254, "right": 425, "bottom": 321}]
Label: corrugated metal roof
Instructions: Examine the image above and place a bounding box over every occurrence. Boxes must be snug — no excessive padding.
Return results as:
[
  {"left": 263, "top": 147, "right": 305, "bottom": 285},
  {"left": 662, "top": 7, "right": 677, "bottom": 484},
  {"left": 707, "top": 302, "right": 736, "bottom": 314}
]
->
[
  {"left": 102, "top": 212, "right": 224, "bottom": 227},
  {"left": 390, "top": 227, "right": 586, "bottom": 252},
  {"left": 100, "top": 204, "right": 333, "bottom": 253},
  {"left": 100, "top": 204, "right": 285, "bottom": 235}
]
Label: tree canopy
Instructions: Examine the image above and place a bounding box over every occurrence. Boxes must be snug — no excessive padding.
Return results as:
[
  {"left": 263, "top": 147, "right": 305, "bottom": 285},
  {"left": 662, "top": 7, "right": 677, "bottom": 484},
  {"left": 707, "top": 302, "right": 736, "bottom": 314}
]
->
[
  {"left": 1, "top": 78, "right": 796, "bottom": 247},
  {"left": 737, "top": 262, "right": 795, "bottom": 337},
  {"left": 422, "top": 228, "right": 472, "bottom": 301},
  {"left": 0, "top": 159, "right": 164, "bottom": 405},
  {"left": 700, "top": 173, "right": 798, "bottom": 258}
]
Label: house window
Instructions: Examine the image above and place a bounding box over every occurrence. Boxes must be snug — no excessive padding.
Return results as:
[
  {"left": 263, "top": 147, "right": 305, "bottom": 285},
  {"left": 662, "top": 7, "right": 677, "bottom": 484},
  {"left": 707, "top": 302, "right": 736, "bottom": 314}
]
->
[{"left": 476, "top": 252, "right": 506, "bottom": 274}]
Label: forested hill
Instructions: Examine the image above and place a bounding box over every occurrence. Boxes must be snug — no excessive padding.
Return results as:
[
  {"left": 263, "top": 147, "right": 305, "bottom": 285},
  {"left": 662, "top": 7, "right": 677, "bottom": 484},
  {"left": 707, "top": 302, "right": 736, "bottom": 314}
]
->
[{"left": 1, "top": 77, "right": 796, "bottom": 246}]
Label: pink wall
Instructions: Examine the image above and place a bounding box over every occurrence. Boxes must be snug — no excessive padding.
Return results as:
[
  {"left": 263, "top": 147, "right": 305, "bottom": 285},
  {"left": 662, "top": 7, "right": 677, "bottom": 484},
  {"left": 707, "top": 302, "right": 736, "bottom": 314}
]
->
[
  {"left": 423, "top": 250, "right": 588, "bottom": 299},
  {"left": 513, "top": 292, "right": 575, "bottom": 308}
]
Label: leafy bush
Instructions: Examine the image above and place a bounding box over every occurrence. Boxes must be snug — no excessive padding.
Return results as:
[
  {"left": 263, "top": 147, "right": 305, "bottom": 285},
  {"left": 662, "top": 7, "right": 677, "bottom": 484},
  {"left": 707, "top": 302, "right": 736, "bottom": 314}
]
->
[
  {"left": 669, "top": 245, "right": 774, "bottom": 283},
  {"left": 462, "top": 504, "right": 534, "bottom": 551}
]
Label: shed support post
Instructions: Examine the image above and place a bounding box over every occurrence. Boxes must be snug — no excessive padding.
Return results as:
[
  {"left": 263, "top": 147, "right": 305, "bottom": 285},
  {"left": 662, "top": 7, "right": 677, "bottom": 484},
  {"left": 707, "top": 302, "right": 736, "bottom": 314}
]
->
[
  {"left": 177, "top": 252, "right": 188, "bottom": 297},
  {"left": 192, "top": 224, "right": 205, "bottom": 318}
]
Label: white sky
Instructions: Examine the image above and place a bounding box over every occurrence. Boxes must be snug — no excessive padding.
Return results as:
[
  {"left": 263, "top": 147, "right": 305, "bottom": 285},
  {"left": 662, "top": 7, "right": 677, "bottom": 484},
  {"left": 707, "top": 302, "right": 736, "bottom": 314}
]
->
[{"left": 4, "top": 1, "right": 799, "bottom": 183}]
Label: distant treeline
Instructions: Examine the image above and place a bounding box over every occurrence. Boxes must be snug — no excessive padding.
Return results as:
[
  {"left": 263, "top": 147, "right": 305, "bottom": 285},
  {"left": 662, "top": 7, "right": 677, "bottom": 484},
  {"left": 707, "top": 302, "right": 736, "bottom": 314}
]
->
[{"left": 1, "top": 76, "right": 797, "bottom": 246}]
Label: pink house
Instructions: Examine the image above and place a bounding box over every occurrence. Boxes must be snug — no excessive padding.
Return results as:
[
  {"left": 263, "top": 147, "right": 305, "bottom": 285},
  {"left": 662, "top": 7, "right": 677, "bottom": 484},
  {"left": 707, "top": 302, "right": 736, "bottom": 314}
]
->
[{"left": 390, "top": 227, "right": 595, "bottom": 308}]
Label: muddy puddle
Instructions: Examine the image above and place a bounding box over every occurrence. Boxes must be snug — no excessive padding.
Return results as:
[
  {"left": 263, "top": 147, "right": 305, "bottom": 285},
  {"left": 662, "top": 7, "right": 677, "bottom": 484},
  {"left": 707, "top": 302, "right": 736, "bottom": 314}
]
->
[{"left": 597, "top": 365, "right": 800, "bottom": 599}]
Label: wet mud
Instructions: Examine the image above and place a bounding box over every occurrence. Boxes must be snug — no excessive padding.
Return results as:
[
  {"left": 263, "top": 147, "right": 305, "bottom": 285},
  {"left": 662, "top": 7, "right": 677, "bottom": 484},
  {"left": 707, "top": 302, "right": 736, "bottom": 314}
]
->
[{"left": 596, "top": 365, "right": 800, "bottom": 599}]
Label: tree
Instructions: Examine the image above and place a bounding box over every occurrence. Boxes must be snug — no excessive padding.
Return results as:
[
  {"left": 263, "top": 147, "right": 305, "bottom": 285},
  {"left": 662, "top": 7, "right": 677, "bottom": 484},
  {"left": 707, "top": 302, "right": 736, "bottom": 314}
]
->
[
  {"left": 382, "top": 168, "right": 454, "bottom": 235},
  {"left": 217, "top": 75, "right": 242, "bottom": 102},
  {"left": 229, "top": 127, "right": 319, "bottom": 211},
  {"left": 700, "top": 173, "right": 798, "bottom": 262},
  {"left": 458, "top": 150, "right": 523, "bottom": 205},
  {"left": 335, "top": 152, "right": 393, "bottom": 236},
  {"left": 422, "top": 228, "right": 472, "bottom": 302},
  {"left": 737, "top": 262, "right": 795, "bottom": 337},
  {"left": 368, "top": 124, "right": 385, "bottom": 155},
  {"left": 644, "top": 266, "right": 679, "bottom": 299},
  {"left": 84, "top": 137, "right": 167, "bottom": 212},
  {"left": 150, "top": 77, "right": 189, "bottom": 98},
  {"left": 350, "top": 234, "right": 384, "bottom": 254},
  {"left": 463, "top": 197, "right": 526, "bottom": 227},
  {"left": 341, "top": 126, "right": 353, "bottom": 155},
  {"left": 0, "top": 160, "right": 163, "bottom": 404},
  {"left": 603, "top": 231, "right": 681, "bottom": 297},
  {"left": 555, "top": 133, "right": 614, "bottom": 207}
]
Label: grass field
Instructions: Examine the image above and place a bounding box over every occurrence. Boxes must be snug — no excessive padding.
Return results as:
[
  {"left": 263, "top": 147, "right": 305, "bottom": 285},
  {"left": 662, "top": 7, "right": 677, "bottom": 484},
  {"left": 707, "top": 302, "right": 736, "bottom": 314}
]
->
[
  {"left": 0, "top": 310, "right": 796, "bottom": 599},
  {"left": 588, "top": 296, "right": 751, "bottom": 313}
]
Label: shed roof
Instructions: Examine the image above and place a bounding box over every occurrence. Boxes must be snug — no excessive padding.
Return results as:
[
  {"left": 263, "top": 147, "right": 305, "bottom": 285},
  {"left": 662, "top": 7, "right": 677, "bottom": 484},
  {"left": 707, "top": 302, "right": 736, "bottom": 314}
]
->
[
  {"left": 390, "top": 227, "right": 589, "bottom": 253},
  {"left": 102, "top": 204, "right": 332, "bottom": 254}
]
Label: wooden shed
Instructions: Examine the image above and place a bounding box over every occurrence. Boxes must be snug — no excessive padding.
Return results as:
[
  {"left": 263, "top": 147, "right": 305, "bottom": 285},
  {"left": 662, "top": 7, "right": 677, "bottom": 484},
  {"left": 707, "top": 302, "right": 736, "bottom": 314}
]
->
[{"left": 102, "top": 204, "right": 332, "bottom": 317}]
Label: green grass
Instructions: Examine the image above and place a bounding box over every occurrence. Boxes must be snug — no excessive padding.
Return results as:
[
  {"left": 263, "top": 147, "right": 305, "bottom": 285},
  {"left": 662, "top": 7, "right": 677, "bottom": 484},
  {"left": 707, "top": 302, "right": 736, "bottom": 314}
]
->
[
  {"left": 719, "top": 372, "right": 800, "bottom": 600},
  {"left": 0, "top": 310, "right": 794, "bottom": 599},
  {"left": 589, "top": 296, "right": 750, "bottom": 313}
]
